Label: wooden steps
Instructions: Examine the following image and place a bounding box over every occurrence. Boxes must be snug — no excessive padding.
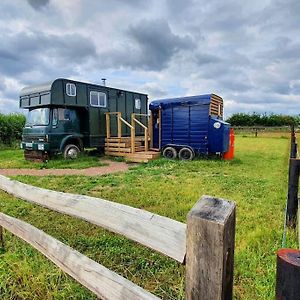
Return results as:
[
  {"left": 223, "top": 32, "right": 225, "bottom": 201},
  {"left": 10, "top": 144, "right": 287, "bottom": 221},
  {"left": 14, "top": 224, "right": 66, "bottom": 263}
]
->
[
  {"left": 105, "top": 136, "right": 160, "bottom": 162},
  {"left": 105, "top": 112, "right": 157, "bottom": 163},
  {"left": 105, "top": 146, "right": 145, "bottom": 153},
  {"left": 125, "top": 151, "right": 160, "bottom": 163}
]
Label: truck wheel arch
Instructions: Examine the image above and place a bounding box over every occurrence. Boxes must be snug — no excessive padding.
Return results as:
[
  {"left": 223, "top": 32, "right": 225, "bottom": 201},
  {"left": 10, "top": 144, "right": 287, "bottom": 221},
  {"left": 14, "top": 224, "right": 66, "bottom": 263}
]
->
[{"left": 60, "top": 136, "right": 83, "bottom": 153}]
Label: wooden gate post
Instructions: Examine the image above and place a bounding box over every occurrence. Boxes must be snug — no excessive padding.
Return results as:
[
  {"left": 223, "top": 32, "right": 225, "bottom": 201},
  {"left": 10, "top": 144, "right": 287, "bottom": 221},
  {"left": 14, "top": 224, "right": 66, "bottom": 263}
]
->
[
  {"left": 290, "top": 125, "right": 297, "bottom": 159},
  {"left": 286, "top": 158, "right": 300, "bottom": 228},
  {"left": 186, "top": 196, "right": 236, "bottom": 300}
]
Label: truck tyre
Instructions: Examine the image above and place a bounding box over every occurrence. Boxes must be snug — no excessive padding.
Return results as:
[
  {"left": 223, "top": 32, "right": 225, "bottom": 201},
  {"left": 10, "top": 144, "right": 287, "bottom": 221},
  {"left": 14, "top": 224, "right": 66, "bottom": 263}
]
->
[
  {"left": 63, "top": 144, "right": 80, "bottom": 159},
  {"left": 178, "top": 147, "right": 194, "bottom": 160},
  {"left": 163, "top": 147, "right": 177, "bottom": 160}
]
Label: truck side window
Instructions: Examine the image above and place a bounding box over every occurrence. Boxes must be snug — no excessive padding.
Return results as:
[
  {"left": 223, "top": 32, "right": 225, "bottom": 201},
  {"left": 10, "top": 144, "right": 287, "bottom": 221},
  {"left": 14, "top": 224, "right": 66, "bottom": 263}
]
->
[
  {"left": 52, "top": 109, "right": 58, "bottom": 126},
  {"left": 90, "top": 91, "right": 107, "bottom": 107},
  {"left": 66, "top": 83, "right": 76, "bottom": 97},
  {"left": 58, "top": 108, "right": 70, "bottom": 121}
]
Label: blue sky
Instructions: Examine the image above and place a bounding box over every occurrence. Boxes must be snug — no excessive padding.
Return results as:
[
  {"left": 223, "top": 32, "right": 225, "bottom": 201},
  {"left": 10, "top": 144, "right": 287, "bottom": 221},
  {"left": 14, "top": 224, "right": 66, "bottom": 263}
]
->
[{"left": 0, "top": 0, "right": 299, "bottom": 117}]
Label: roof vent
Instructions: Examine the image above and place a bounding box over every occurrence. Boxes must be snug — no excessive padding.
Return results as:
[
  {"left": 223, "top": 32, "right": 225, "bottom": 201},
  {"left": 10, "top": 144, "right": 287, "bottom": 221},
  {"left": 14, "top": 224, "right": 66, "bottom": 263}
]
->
[{"left": 101, "top": 78, "right": 106, "bottom": 86}]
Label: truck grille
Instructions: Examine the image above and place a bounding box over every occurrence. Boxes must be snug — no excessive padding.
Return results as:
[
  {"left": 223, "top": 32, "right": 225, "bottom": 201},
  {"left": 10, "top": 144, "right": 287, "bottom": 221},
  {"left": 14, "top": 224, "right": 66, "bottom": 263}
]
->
[{"left": 22, "top": 135, "right": 45, "bottom": 142}]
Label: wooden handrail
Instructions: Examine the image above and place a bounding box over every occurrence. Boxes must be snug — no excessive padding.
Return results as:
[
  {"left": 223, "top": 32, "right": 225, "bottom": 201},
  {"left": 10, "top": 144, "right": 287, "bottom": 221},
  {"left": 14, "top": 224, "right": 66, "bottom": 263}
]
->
[
  {"left": 105, "top": 112, "right": 120, "bottom": 115},
  {"left": 133, "top": 113, "right": 148, "bottom": 117},
  {"left": 133, "top": 118, "right": 147, "bottom": 130},
  {"left": 132, "top": 113, "right": 149, "bottom": 151},
  {"left": 119, "top": 116, "right": 134, "bottom": 129}
]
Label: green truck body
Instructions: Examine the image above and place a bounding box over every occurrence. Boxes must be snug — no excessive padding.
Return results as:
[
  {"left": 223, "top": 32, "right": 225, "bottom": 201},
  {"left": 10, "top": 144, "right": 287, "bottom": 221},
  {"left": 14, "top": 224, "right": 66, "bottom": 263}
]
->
[{"left": 20, "top": 78, "right": 148, "bottom": 158}]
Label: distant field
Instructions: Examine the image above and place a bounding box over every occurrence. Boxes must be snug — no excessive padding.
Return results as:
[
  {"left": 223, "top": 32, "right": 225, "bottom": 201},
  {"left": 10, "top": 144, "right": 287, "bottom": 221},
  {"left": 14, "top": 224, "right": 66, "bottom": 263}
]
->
[{"left": 0, "top": 136, "right": 297, "bottom": 299}]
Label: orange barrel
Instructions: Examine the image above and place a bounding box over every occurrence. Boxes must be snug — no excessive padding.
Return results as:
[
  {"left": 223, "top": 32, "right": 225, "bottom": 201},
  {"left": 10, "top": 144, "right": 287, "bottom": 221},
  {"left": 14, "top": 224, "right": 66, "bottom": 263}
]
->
[{"left": 223, "top": 128, "right": 235, "bottom": 160}]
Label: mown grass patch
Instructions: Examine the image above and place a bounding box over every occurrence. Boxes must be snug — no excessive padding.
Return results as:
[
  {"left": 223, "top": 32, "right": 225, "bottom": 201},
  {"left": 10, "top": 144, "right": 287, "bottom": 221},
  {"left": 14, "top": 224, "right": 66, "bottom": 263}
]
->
[
  {"left": 0, "top": 136, "right": 298, "bottom": 299},
  {"left": 0, "top": 149, "right": 107, "bottom": 169}
]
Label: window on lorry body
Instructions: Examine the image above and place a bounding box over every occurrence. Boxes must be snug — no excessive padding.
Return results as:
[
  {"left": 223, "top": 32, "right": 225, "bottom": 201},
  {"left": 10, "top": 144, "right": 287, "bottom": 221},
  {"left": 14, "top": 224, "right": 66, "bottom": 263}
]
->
[
  {"left": 66, "top": 83, "right": 76, "bottom": 97},
  {"left": 90, "top": 91, "right": 107, "bottom": 107},
  {"left": 135, "top": 98, "right": 141, "bottom": 109}
]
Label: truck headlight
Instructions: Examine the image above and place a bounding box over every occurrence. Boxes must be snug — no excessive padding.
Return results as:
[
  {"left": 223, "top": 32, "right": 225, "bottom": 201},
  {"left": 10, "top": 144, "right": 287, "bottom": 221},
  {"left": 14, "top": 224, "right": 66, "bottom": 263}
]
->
[{"left": 38, "top": 144, "right": 45, "bottom": 151}]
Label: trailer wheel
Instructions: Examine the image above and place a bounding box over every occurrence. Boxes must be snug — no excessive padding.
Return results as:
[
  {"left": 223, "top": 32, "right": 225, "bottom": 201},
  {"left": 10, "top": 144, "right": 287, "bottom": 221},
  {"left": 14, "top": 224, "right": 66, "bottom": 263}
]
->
[
  {"left": 63, "top": 144, "right": 80, "bottom": 159},
  {"left": 163, "top": 147, "right": 177, "bottom": 160},
  {"left": 178, "top": 147, "right": 194, "bottom": 160}
]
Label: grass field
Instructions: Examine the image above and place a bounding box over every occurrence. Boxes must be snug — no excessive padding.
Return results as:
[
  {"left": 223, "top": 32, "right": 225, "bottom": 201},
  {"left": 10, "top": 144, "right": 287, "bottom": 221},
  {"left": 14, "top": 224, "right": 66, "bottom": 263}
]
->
[
  {"left": 0, "top": 136, "right": 298, "bottom": 299},
  {"left": 0, "top": 149, "right": 106, "bottom": 169}
]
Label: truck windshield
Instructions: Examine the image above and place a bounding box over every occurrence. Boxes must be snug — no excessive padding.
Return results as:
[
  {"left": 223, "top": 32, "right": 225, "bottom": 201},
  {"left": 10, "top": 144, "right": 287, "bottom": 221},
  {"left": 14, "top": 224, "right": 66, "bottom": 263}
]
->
[{"left": 25, "top": 108, "right": 50, "bottom": 126}]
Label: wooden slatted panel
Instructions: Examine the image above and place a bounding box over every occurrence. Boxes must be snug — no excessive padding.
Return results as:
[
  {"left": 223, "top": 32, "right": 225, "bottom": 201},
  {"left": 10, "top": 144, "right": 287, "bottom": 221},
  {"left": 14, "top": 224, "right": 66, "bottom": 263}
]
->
[
  {"left": 0, "top": 175, "right": 186, "bottom": 263},
  {"left": 0, "top": 213, "right": 159, "bottom": 300},
  {"left": 209, "top": 94, "right": 223, "bottom": 117}
]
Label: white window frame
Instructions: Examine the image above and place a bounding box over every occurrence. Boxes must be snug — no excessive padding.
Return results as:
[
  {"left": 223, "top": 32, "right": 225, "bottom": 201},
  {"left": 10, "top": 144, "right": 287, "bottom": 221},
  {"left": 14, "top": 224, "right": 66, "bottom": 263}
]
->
[
  {"left": 66, "top": 83, "right": 76, "bottom": 97},
  {"left": 135, "top": 98, "right": 141, "bottom": 110},
  {"left": 90, "top": 91, "right": 107, "bottom": 107}
]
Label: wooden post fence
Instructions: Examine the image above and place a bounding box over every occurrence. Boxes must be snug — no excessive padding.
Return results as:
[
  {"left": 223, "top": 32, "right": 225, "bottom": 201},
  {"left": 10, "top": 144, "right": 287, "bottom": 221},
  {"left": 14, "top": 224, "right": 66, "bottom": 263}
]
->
[
  {"left": 186, "top": 196, "right": 236, "bottom": 299},
  {"left": 290, "top": 125, "right": 297, "bottom": 159},
  {"left": 0, "top": 175, "right": 236, "bottom": 300},
  {"left": 286, "top": 126, "right": 300, "bottom": 228}
]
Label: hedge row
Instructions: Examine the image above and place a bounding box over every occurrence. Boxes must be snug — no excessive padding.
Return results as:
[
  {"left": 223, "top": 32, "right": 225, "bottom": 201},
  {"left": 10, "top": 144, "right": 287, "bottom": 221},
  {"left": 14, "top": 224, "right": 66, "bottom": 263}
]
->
[
  {"left": 226, "top": 113, "right": 300, "bottom": 127},
  {"left": 0, "top": 113, "right": 26, "bottom": 146}
]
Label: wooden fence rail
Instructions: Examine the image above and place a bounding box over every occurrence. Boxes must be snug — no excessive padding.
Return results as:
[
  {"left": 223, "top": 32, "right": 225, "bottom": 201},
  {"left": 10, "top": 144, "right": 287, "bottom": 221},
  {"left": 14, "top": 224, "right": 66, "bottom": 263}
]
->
[
  {"left": 0, "top": 175, "right": 186, "bottom": 263},
  {"left": 0, "top": 212, "right": 158, "bottom": 300},
  {"left": 0, "top": 175, "right": 236, "bottom": 299}
]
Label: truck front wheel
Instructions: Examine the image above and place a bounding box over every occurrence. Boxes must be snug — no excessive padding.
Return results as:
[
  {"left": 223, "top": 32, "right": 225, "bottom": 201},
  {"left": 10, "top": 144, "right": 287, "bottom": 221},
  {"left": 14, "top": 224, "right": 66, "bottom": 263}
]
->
[
  {"left": 63, "top": 144, "right": 80, "bottom": 159},
  {"left": 178, "top": 147, "right": 195, "bottom": 160}
]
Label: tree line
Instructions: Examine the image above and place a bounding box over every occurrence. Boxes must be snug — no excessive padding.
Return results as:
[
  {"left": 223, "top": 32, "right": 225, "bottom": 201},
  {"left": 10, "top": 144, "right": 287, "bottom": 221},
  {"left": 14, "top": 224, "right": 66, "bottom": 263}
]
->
[
  {"left": 226, "top": 113, "right": 300, "bottom": 127},
  {"left": 0, "top": 113, "right": 26, "bottom": 147}
]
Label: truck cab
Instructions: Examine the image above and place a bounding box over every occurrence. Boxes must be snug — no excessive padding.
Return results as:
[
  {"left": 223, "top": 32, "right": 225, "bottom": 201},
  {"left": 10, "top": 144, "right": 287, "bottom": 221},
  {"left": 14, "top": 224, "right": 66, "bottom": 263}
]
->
[{"left": 21, "top": 106, "right": 83, "bottom": 160}]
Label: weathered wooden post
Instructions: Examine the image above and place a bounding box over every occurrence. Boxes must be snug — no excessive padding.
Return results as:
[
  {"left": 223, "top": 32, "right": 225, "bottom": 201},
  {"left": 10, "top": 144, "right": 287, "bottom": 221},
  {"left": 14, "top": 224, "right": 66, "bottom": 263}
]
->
[
  {"left": 276, "top": 248, "right": 300, "bottom": 299},
  {"left": 290, "top": 125, "right": 297, "bottom": 159},
  {"left": 0, "top": 226, "right": 4, "bottom": 249},
  {"left": 186, "top": 196, "right": 236, "bottom": 300},
  {"left": 286, "top": 158, "right": 300, "bottom": 228}
]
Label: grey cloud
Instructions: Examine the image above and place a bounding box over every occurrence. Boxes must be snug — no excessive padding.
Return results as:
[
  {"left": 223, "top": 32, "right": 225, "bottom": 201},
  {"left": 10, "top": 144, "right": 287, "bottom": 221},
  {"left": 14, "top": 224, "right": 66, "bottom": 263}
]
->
[
  {"left": 101, "top": 19, "right": 194, "bottom": 71},
  {"left": 194, "top": 53, "right": 221, "bottom": 66},
  {"left": 27, "top": 0, "right": 49, "bottom": 10},
  {"left": 128, "top": 19, "right": 193, "bottom": 69},
  {"left": 142, "top": 83, "right": 168, "bottom": 99},
  {"left": 0, "top": 31, "right": 97, "bottom": 77}
]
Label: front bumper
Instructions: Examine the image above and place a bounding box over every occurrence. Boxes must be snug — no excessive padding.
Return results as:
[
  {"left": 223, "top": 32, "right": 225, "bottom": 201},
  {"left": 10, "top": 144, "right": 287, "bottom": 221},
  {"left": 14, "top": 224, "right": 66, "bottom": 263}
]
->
[{"left": 20, "top": 142, "right": 50, "bottom": 151}]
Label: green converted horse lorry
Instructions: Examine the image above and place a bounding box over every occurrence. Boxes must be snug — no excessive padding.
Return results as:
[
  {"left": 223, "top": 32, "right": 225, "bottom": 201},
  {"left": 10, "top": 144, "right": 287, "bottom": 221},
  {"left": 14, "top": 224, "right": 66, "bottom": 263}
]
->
[{"left": 20, "top": 78, "right": 148, "bottom": 160}]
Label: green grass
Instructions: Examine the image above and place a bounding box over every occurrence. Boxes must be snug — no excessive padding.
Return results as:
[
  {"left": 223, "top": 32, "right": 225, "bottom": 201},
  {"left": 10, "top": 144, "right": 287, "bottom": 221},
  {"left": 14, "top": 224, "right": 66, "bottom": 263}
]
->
[
  {"left": 0, "top": 149, "right": 107, "bottom": 169},
  {"left": 0, "top": 136, "right": 297, "bottom": 299}
]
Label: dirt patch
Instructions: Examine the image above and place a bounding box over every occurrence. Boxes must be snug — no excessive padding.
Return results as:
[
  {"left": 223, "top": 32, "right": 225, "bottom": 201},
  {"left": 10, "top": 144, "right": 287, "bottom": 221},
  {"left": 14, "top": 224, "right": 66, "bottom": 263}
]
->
[{"left": 0, "top": 160, "right": 134, "bottom": 176}]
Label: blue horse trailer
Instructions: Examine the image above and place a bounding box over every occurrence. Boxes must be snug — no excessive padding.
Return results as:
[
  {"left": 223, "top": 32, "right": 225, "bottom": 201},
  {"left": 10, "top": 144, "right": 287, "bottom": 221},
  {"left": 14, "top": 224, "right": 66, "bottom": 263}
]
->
[{"left": 149, "top": 94, "right": 231, "bottom": 160}]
